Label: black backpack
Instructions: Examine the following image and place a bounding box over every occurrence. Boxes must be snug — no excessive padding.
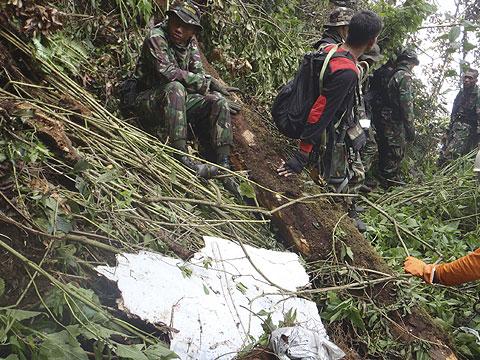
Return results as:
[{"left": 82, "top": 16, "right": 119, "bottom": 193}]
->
[{"left": 271, "top": 45, "right": 344, "bottom": 139}]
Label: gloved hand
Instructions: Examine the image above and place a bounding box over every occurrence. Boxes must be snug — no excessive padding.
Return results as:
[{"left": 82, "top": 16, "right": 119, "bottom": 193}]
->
[
  {"left": 277, "top": 151, "right": 309, "bottom": 177},
  {"left": 210, "top": 77, "right": 241, "bottom": 96},
  {"left": 228, "top": 100, "right": 242, "bottom": 115},
  {"left": 404, "top": 256, "right": 435, "bottom": 284}
]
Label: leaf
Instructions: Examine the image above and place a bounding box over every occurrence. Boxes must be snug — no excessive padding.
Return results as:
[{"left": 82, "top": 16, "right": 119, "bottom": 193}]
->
[
  {"left": 38, "top": 330, "right": 88, "bottom": 360},
  {"left": 95, "top": 169, "right": 120, "bottom": 184},
  {"left": 464, "top": 42, "right": 476, "bottom": 51},
  {"left": 56, "top": 216, "right": 72, "bottom": 234},
  {"left": 236, "top": 282, "right": 248, "bottom": 294},
  {"left": 144, "top": 343, "right": 179, "bottom": 360},
  {"left": 72, "top": 159, "right": 92, "bottom": 173},
  {"left": 448, "top": 26, "right": 461, "bottom": 42},
  {"left": 115, "top": 343, "right": 148, "bottom": 360},
  {"left": 405, "top": 218, "right": 418, "bottom": 228},
  {"left": 0, "top": 278, "right": 4, "bottom": 298},
  {"left": 203, "top": 284, "right": 210, "bottom": 295},
  {"left": 5, "top": 309, "right": 42, "bottom": 321},
  {"left": 239, "top": 182, "right": 256, "bottom": 199},
  {"left": 11, "top": 109, "right": 35, "bottom": 119},
  {"left": 348, "top": 307, "right": 366, "bottom": 332}
]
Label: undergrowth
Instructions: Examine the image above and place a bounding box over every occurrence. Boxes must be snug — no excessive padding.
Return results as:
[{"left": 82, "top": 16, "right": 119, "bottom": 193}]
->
[{"left": 1, "top": 0, "right": 479, "bottom": 359}]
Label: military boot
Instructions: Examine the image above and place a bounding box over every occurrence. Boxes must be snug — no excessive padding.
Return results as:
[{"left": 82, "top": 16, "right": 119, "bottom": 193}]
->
[
  {"left": 174, "top": 151, "right": 218, "bottom": 179},
  {"left": 348, "top": 204, "right": 367, "bottom": 233},
  {"left": 217, "top": 154, "right": 241, "bottom": 197}
]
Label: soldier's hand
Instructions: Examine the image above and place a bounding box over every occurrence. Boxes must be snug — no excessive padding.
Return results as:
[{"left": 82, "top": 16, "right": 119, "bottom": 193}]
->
[
  {"left": 277, "top": 151, "right": 309, "bottom": 177},
  {"left": 228, "top": 100, "right": 242, "bottom": 115},
  {"left": 210, "top": 77, "right": 241, "bottom": 96}
]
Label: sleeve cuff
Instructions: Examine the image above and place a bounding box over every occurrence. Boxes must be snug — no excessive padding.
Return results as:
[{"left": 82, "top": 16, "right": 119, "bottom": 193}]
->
[
  {"left": 300, "top": 141, "right": 313, "bottom": 153},
  {"left": 429, "top": 266, "right": 436, "bottom": 284}
]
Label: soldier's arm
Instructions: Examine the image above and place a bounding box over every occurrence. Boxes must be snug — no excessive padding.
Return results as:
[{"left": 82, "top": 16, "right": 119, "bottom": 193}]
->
[
  {"left": 476, "top": 87, "right": 480, "bottom": 139},
  {"left": 435, "top": 247, "right": 480, "bottom": 286},
  {"left": 299, "top": 68, "right": 358, "bottom": 152},
  {"left": 448, "top": 91, "right": 462, "bottom": 135},
  {"left": 397, "top": 71, "right": 415, "bottom": 141},
  {"left": 149, "top": 32, "right": 210, "bottom": 94}
]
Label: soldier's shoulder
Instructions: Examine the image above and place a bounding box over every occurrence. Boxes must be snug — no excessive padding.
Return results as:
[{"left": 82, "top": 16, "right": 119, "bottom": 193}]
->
[
  {"left": 148, "top": 23, "right": 168, "bottom": 40},
  {"left": 394, "top": 68, "right": 412, "bottom": 81}
]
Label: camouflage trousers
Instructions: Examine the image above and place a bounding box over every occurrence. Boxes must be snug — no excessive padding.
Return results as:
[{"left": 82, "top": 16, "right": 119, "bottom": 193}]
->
[
  {"left": 375, "top": 108, "right": 406, "bottom": 180},
  {"left": 323, "top": 137, "right": 365, "bottom": 193},
  {"left": 359, "top": 125, "right": 377, "bottom": 175},
  {"left": 135, "top": 81, "right": 233, "bottom": 149},
  {"left": 439, "top": 122, "right": 477, "bottom": 166}
]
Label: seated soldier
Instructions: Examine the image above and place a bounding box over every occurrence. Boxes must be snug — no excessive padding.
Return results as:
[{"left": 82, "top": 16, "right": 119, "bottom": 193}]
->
[{"left": 133, "top": 2, "right": 241, "bottom": 180}]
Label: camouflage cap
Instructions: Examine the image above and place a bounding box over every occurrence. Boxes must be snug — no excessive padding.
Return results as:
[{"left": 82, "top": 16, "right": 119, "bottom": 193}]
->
[
  {"left": 396, "top": 49, "right": 420, "bottom": 65},
  {"left": 359, "top": 44, "right": 384, "bottom": 62},
  {"left": 167, "top": 2, "right": 203, "bottom": 31},
  {"left": 325, "top": 7, "right": 354, "bottom": 27}
]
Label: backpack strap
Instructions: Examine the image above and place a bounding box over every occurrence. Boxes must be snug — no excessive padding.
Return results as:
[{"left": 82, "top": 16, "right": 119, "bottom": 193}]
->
[{"left": 318, "top": 44, "right": 340, "bottom": 94}]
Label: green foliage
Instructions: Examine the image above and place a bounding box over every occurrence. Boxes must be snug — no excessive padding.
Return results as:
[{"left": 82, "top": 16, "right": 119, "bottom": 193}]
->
[
  {"left": 202, "top": 0, "right": 325, "bottom": 103},
  {"left": 363, "top": 151, "right": 480, "bottom": 359},
  {"left": 0, "top": 279, "right": 4, "bottom": 298},
  {"left": 320, "top": 292, "right": 366, "bottom": 332},
  {"left": 0, "top": 283, "right": 177, "bottom": 359},
  {"left": 371, "top": 0, "right": 436, "bottom": 58}
]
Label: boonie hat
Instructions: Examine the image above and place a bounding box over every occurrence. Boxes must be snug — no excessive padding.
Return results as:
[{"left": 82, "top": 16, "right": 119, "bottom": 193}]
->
[
  {"left": 396, "top": 49, "right": 420, "bottom": 65},
  {"left": 167, "top": 2, "right": 203, "bottom": 31},
  {"left": 325, "top": 7, "right": 354, "bottom": 27},
  {"left": 359, "top": 44, "right": 384, "bottom": 62}
]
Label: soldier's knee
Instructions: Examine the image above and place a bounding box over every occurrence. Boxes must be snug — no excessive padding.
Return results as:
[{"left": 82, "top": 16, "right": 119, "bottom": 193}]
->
[
  {"left": 207, "top": 93, "right": 227, "bottom": 105},
  {"left": 164, "top": 81, "right": 187, "bottom": 97}
]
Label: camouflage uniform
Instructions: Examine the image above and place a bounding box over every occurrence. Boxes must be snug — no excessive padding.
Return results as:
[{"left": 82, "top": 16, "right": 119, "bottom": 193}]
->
[
  {"left": 439, "top": 85, "right": 480, "bottom": 164},
  {"left": 313, "top": 7, "right": 354, "bottom": 50},
  {"left": 134, "top": 21, "right": 233, "bottom": 151},
  {"left": 375, "top": 63, "right": 415, "bottom": 181}
]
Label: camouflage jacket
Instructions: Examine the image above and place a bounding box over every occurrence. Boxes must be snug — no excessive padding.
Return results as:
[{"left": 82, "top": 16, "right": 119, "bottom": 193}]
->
[
  {"left": 449, "top": 85, "right": 480, "bottom": 133},
  {"left": 135, "top": 20, "right": 210, "bottom": 94},
  {"left": 313, "top": 27, "right": 345, "bottom": 50},
  {"left": 387, "top": 64, "right": 415, "bottom": 139}
]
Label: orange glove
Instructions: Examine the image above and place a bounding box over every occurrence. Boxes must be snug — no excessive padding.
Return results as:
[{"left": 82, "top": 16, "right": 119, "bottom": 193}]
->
[{"left": 404, "top": 256, "right": 435, "bottom": 284}]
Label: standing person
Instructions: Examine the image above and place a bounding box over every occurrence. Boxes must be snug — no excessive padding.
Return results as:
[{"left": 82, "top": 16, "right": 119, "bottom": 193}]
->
[
  {"left": 404, "top": 249, "right": 480, "bottom": 286},
  {"left": 277, "top": 10, "right": 383, "bottom": 177},
  {"left": 357, "top": 44, "right": 384, "bottom": 189},
  {"left": 277, "top": 10, "right": 383, "bottom": 232},
  {"left": 133, "top": 1, "right": 242, "bottom": 180},
  {"left": 374, "top": 50, "right": 418, "bottom": 186},
  {"left": 438, "top": 69, "right": 480, "bottom": 167},
  {"left": 313, "top": 7, "right": 354, "bottom": 50}
]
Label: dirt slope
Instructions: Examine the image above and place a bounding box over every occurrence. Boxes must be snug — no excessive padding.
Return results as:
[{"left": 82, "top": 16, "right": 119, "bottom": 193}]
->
[{"left": 201, "top": 56, "right": 457, "bottom": 359}]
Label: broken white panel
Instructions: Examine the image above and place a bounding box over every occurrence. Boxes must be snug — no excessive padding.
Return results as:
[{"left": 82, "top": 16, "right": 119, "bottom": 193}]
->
[{"left": 96, "top": 236, "right": 344, "bottom": 360}]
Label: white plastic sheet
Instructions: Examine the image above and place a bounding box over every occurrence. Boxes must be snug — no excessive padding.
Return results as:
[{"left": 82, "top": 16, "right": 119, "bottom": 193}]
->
[{"left": 96, "top": 236, "right": 344, "bottom": 360}]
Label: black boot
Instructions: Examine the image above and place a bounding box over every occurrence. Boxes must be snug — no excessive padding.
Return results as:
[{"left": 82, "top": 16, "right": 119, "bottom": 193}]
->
[
  {"left": 174, "top": 151, "right": 218, "bottom": 179},
  {"left": 217, "top": 154, "right": 232, "bottom": 170},
  {"left": 217, "top": 154, "right": 241, "bottom": 196},
  {"left": 348, "top": 205, "right": 367, "bottom": 233}
]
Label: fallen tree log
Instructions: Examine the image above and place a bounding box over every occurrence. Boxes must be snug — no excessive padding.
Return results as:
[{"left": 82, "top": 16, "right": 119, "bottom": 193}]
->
[{"left": 200, "top": 58, "right": 458, "bottom": 360}]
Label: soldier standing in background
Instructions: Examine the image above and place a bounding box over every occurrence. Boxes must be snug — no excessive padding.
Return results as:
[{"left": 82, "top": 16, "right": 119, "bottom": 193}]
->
[
  {"left": 357, "top": 44, "right": 383, "bottom": 189},
  {"left": 313, "top": 7, "right": 354, "bottom": 50},
  {"left": 374, "top": 50, "right": 418, "bottom": 186},
  {"left": 133, "top": 1, "right": 242, "bottom": 184},
  {"left": 438, "top": 69, "right": 480, "bottom": 167}
]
